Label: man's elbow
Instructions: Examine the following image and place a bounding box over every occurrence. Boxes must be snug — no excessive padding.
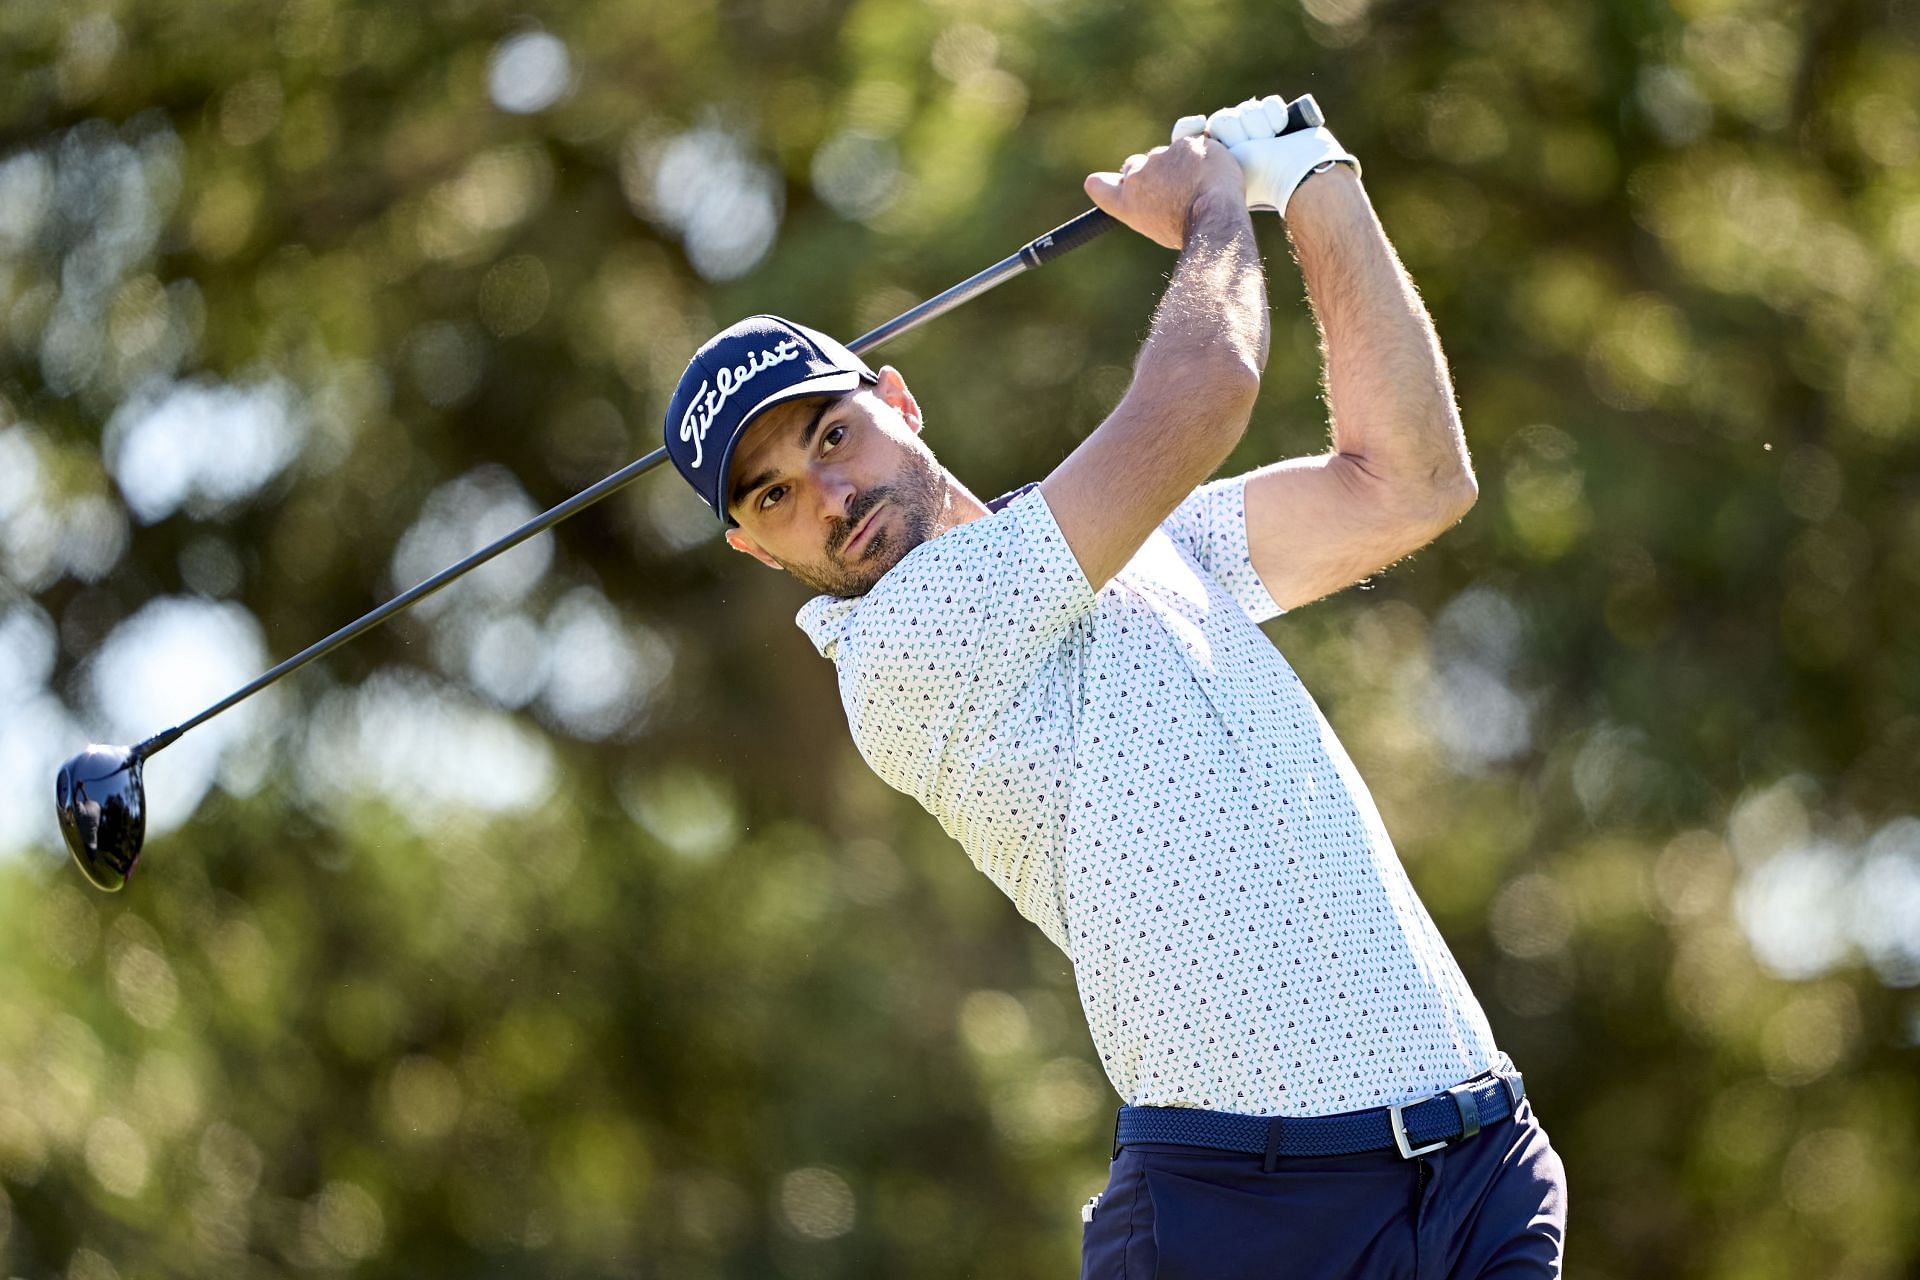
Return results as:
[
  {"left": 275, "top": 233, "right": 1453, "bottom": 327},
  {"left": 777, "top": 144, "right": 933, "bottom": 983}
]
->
[
  {"left": 1213, "top": 357, "right": 1263, "bottom": 431},
  {"left": 1386, "top": 470, "right": 1474, "bottom": 555},
  {"left": 1422, "top": 400, "right": 1477, "bottom": 525},
  {"left": 1156, "top": 355, "right": 1260, "bottom": 444},
  {"left": 1435, "top": 464, "right": 1478, "bottom": 524},
  {"left": 1107, "top": 358, "right": 1257, "bottom": 495},
  {"left": 1400, "top": 447, "right": 1478, "bottom": 537}
]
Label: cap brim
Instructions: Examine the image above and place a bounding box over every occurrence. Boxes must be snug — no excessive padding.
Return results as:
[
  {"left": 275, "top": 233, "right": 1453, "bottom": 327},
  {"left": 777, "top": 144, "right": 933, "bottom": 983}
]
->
[{"left": 711, "top": 368, "right": 873, "bottom": 524}]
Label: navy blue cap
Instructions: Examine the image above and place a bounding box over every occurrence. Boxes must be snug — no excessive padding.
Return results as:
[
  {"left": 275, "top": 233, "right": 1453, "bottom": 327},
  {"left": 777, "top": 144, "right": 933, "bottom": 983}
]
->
[{"left": 665, "top": 315, "right": 878, "bottom": 525}]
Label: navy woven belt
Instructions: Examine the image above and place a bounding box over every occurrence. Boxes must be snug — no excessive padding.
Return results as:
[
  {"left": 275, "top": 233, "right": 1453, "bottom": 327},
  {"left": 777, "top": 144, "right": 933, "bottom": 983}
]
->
[{"left": 1114, "top": 1070, "right": 1525, "bottom": 1168}]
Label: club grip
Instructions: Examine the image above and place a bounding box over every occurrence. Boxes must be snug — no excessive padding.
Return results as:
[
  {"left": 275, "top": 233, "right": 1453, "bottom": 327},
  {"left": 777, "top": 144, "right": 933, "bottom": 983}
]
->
[
  {"left": 1283, "top": 93, "right": 1326, "bottom": 133},
  {"left": 1017, "top": 94, "right": 1323, "bottom": 268},
  {"left": 1020, "top": 207, "right": 1119, "bottom": 267}
]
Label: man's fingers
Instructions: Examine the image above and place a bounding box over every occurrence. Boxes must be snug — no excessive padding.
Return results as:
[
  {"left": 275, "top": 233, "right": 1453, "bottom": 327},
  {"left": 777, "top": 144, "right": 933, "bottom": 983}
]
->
[
  {"left": 1257, "top": 94, "right": 1291, "bottom": 135},
  {"left": 1185, "top": 94, "right": 1299, "bottom": 146},
  {"left": 1206, "top": 104, "right": 1249, "bottom": 147},
  {"left": 1237, "top": 98, "right": 1278, "bottom": 141}
]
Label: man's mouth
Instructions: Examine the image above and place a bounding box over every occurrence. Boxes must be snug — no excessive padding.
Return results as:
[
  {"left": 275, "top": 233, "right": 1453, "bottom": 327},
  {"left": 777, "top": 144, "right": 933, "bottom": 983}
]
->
[{"left": 844, "top": 502, "right": 885, "bottom": 557}]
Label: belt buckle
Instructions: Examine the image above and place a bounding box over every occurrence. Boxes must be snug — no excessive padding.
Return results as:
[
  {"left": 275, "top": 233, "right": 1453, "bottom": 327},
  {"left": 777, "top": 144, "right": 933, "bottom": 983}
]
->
[
  {"left": 1388, "top": 1101, "right": 1449, "bottom": 1159},
  {"left": 1390, "top": 1079, "right": 1482, "bottom": 1160}
]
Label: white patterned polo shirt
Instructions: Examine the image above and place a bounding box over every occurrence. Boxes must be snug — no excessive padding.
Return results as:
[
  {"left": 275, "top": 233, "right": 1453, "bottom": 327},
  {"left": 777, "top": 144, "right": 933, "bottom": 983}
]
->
[{"left": 797, "top": 477, "right": 1501, "bottom": 1117}]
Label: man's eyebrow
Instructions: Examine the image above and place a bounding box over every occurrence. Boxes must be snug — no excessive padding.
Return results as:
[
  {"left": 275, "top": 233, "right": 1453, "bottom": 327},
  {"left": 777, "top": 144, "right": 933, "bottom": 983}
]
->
[
  {"left": 802, "top": 397, "right": 848, "bottom": 452},
  {"left": 728, "top": 396, "right": 844, "bottom": 512},
  {"left": 729, "top": 463, "right": 778, "bottom": 515}
]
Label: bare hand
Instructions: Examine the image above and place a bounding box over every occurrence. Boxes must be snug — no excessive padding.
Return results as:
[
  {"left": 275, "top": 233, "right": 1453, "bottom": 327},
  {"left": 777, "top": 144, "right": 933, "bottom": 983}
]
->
[{"left": 1083, "top": 136, "right": 1245, "bottom": 251}]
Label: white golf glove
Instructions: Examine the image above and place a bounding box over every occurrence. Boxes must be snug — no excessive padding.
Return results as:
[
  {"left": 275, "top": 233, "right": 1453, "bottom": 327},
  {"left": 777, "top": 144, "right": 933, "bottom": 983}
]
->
[{"left": 1172, "top": 95, "right": 1359, "bottom": 218}]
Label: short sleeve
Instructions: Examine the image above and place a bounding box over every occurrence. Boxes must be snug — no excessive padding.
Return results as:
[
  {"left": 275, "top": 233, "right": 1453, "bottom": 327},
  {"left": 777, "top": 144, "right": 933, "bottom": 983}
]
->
[
  {"left": 1157, "top": 473, "right": 1285, "bottom": 624},
  {"left": 807, "top": 487, "right": 1094, "bottom": 802}
]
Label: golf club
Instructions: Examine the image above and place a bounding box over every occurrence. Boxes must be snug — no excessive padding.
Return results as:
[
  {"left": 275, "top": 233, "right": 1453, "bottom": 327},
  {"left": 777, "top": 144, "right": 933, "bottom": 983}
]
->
[{"left": 53, "top": 95, "right": 1326, "bottom": 891}]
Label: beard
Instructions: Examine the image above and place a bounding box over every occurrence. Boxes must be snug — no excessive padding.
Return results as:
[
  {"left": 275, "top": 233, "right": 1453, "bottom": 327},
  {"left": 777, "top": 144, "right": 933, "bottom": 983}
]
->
[{"left": 775, "top": 448, "right": 947, "bottom": 599}]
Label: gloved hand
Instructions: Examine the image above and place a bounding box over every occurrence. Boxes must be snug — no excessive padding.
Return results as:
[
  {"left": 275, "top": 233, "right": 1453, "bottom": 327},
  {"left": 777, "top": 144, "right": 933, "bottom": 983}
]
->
[{"left": 1171, "top": 95, "right": 1359, "bottom": 218}]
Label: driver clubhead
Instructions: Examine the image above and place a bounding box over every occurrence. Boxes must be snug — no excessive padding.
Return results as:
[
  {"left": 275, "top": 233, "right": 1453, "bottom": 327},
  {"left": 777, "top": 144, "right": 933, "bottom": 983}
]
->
[{"left": 55, "top": 744, "right": 146, "bottom": 892}]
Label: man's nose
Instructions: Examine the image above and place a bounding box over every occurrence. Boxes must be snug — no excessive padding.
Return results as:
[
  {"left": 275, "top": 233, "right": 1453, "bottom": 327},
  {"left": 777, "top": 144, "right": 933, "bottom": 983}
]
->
[{"left": 815, "top": 470, "right": 858, "bottom": 525}]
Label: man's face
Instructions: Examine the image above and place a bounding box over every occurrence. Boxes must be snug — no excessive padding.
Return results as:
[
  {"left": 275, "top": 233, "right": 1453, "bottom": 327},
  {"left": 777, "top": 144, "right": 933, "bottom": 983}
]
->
[{"left": 723, "top": 366, "right": 947, "bottom": 598}]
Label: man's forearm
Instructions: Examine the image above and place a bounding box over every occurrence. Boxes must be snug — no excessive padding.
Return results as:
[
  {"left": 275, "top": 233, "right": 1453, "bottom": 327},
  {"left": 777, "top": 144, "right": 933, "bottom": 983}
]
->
[
  {"left": 1286, "top": 168, "right": 1474, "bottom": 505},
  {"left": 1136, "top": 191, "right": 1271, "bottom": 392},
  {"left": 1045, "top": 139, "right": 1269, "bottom": 591}
]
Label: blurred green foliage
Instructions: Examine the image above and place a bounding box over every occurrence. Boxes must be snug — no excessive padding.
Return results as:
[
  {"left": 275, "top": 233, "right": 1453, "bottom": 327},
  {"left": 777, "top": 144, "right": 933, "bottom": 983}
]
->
[{"left": 3, "top": 0, "right": 1918, "bottom": 1275}]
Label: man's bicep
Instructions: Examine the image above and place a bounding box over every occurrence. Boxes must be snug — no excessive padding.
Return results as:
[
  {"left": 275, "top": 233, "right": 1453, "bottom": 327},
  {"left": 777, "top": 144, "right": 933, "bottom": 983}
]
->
[
  {"left": 1041, "top": 379, "right": 1255, "bottom": 593},
  {"left": 1241, "top": 452, "right": 1465, "bottom": 611}
]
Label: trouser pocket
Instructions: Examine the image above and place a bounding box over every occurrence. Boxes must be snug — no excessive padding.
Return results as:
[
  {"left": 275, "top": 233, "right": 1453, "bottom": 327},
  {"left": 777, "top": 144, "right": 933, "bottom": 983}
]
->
[
  {"left": 1145, "top": 1167, "right": 1293, "bottom": 1280},
  {"left": 1079, "top": 1156, "right": 1148, "bottom": 1280}
]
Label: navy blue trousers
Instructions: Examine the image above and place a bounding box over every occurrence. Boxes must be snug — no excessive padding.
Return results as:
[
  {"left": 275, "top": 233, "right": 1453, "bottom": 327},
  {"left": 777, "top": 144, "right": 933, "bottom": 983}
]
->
[{"left": 1079, "top": 1100, "right": 1566, "bottom": 1279}]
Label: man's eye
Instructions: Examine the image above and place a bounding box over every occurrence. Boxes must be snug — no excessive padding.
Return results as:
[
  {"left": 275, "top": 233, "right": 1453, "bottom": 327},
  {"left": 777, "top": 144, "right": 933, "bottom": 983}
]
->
[
  {"left": 759, "top": 486, "right": 785, "bottom": 511},
  {"left": 822, "top": 424, "right": 845, "bottom": 451}
]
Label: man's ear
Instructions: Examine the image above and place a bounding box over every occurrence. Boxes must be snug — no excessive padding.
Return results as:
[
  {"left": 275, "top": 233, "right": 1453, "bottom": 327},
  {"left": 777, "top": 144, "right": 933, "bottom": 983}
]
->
[
  {"left": 725, "top": 527, "right": 784, "bottom": 571},
  {"left": 874, "top": 365, "right": 923, "bottom": 435}
]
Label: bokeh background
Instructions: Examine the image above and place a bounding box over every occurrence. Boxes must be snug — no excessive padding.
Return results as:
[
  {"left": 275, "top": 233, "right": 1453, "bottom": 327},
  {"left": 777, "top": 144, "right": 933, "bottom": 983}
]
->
[{"left": 2, "top": 0, "right": 1917, "bottom": 1275}]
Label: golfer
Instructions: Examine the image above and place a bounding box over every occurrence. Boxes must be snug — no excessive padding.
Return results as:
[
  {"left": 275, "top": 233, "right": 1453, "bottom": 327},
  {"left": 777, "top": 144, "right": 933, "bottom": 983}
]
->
[{"left": 665, "top": 94, "right": 1567, "bottom": 1277}]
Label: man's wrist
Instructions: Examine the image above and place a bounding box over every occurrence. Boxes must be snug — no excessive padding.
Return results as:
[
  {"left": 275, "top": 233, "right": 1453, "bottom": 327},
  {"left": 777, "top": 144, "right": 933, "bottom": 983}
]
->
[
  {"left": 1283, "top": 162, "right": 1364, "bottom": 232},
  {"left": 1184, "top": 187, "right": 1252, "bottom": 243}
]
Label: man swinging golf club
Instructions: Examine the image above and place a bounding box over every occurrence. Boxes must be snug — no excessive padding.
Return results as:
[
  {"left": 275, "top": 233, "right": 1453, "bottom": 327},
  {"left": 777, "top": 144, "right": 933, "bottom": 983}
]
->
[{"left": 665, "top": 94, "right": 1567, "bottom": 1277}]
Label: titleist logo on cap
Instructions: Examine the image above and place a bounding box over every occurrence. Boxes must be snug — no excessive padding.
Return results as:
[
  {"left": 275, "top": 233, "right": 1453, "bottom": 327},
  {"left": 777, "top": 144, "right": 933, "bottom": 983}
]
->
[{"left": 679, "top": 339, "right": 803, "bottom": 469}]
